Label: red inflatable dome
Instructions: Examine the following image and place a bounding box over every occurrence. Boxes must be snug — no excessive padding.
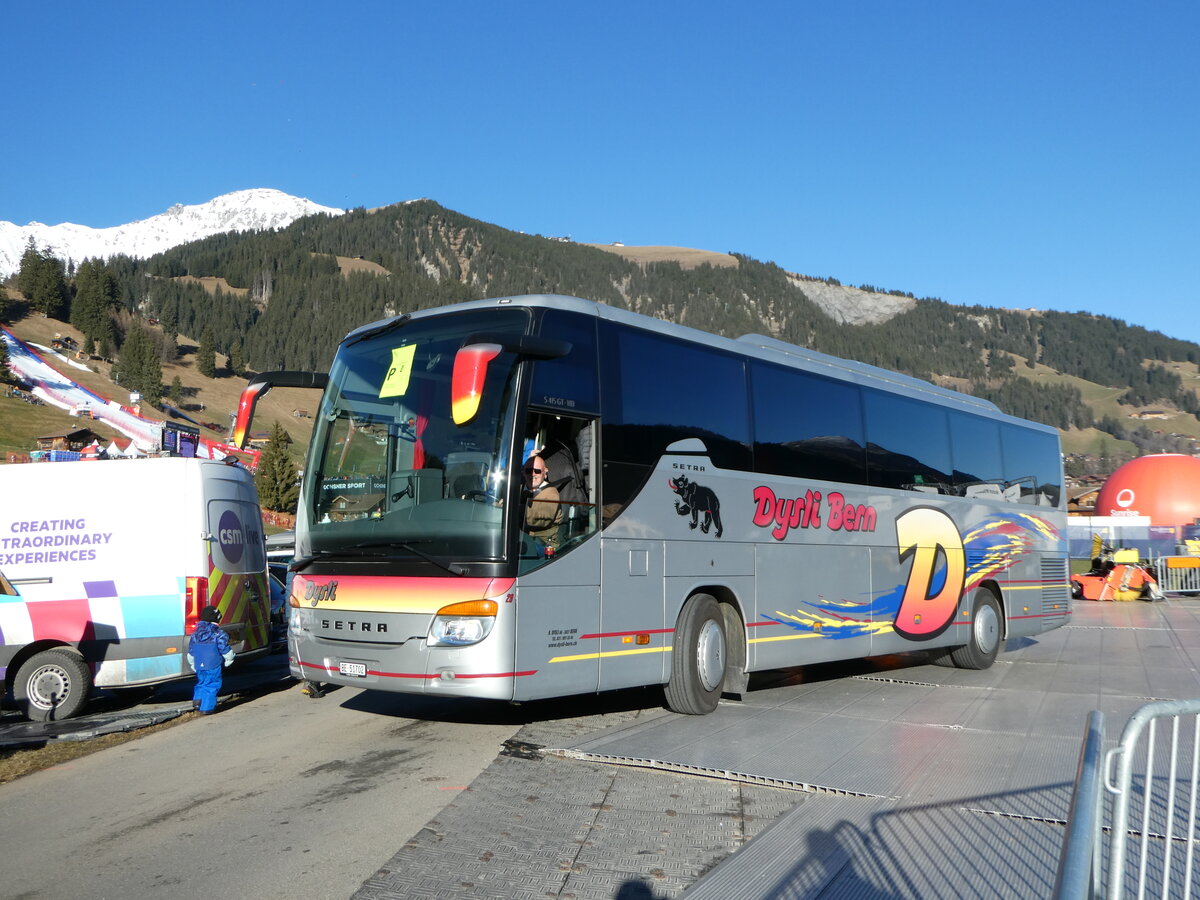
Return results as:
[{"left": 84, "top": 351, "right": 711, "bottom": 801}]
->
[{"left": 1094, "top": 454, "right": 1200, "bottom": 526}]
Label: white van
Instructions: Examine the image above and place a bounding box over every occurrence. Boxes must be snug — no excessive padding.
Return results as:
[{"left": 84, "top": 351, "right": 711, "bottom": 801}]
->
[{"left": 0, "top": 457, "right": 271, "bottom": 720}]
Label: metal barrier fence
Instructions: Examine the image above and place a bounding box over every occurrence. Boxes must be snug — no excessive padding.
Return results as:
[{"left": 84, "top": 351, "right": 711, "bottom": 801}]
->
[
  {"left": 1056, "top": 710, "right": 1107, "bottom": 898},
  {"left": 1156, "top": 557, "right": 1200, "bottom": 595},
  {"left": 1055, "top": 700, "right": 1200, "bottom": 899}
]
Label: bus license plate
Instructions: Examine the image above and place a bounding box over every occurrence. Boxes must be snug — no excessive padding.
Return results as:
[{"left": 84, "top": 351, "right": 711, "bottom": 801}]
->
[{"left": 339, "top": 661, "right": 367, "bottom": 677}]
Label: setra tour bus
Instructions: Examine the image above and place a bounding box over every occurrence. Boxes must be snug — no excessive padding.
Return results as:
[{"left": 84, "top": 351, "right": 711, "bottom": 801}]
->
[{"left": 234, "top": 294, "right": 1069, "bottom": 715}]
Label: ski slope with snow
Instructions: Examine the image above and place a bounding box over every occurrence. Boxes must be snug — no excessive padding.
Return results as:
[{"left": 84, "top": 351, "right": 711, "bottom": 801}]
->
[{"left": 2, "top": 327, "right": 163, "bottom": 450}]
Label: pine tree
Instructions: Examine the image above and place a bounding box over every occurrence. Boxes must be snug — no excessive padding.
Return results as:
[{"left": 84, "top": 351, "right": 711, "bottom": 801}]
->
[
  {"left": 139, "top": 333, "right": 164, "bottom": 403},
  {"left": 228, "top": 342, "right": 245, "bottom": 378},
  {"left": 16, "top": 240, "right": 41, "bottom": 300},
  {"left": 0, "top": 338, "right": 11, "bottom": 384},
  {"left": 255, "top": 422, "right": 299, "bottom": 513},
  {"left": 168, "top": 375, "right": 184, "bottom": 406},
  {"left": 17, "top": 242, "right": 69, "bottom": 318},
  {"left": 197, "top": 329, "right": 217, "bottom": 377},
  {"left": 113, "top": 325, "right": 163, "bottom": 403},
  {"left": 158, "top": 305, "right": 179, "bottom": 362},
  {"left": 71, "top": 259, "right": 119, "bottom": 356}
]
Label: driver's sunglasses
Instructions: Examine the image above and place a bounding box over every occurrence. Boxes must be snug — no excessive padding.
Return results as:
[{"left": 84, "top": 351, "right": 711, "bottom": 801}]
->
[{"left": 524, "top": 467, "right": 544, "bottom": 474}]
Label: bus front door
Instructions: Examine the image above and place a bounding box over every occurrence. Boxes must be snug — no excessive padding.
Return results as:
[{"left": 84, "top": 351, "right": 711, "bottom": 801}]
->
[{"left": 512, "top": 538, "right": 601, "bottom": 701}]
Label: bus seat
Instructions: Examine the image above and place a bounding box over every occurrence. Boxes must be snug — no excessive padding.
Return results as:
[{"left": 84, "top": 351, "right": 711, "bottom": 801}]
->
[
  {"left": 543, "top": 443, "right": 586, "bottom": 505},
  {"left": 452, "top": 475, "right": 483, "bottom": 498},
  {"left": 445, "top": 451, "right": 491, "bottom": 499}
]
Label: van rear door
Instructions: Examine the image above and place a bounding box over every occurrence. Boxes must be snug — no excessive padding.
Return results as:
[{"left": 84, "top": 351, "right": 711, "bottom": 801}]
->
[{"left": 204, "top": 495, "right": 270, "bottom": 655}]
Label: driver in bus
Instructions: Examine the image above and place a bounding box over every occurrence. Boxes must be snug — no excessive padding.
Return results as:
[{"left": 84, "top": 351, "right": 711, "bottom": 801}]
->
[{"left": 523, "top": 454, "right": 563, "bottom": 549}]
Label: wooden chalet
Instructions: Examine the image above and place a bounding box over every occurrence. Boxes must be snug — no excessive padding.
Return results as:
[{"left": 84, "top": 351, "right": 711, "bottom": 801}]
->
[{"left": 35, "top": 428, "right": 101, "bottom": 452}]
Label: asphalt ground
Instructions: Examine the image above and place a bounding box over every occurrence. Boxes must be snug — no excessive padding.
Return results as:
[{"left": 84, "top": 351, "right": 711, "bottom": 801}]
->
[
  {"left": 12, "top": 597, "right": 1199, "bottom": 899},
  {"left": 0, "top": 649, "right": 807, "bottom": 899}
]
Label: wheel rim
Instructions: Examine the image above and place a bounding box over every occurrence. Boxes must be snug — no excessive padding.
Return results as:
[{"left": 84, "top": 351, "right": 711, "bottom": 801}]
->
[
  {"left": 695, "top": 618, "right": 725, "bottom": 692},
  {"left": 974, "top": 601, "right": 1000, "bottom": 655},
  {"left": 27, "top": 663, "right": 74, "bottom": 711}
]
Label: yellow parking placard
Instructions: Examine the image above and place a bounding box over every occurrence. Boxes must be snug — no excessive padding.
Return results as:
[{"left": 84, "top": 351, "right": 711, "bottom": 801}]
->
[{"left": 379, "top": 345, "right": 416, "bottom": 398}]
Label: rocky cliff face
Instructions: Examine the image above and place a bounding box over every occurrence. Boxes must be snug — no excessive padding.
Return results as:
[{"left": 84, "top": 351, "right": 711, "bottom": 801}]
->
[{"left": 785, "top": 273, "right": 916, "bottom": 325}]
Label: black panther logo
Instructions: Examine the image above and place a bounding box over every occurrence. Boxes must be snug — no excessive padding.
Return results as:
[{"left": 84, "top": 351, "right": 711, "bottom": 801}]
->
[{"left": 668, "top": 475, "right": 723, "bottom": 538}]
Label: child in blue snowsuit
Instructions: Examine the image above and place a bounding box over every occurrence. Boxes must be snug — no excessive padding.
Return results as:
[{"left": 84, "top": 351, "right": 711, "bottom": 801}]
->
[{"left": 188, "top": 606, "right": 234, "bottom": 714}]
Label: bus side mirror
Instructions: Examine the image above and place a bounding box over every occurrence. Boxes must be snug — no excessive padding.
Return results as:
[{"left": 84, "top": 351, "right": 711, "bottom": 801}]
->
[
  {"left": 451, "top": 335, "right": 571, "bottom": 425},
  {"left": 233, "top": 371, "right": 328, "bottom": 449},
  {"left": 452, "top": 344, "right": 502, "bottom": 425}
]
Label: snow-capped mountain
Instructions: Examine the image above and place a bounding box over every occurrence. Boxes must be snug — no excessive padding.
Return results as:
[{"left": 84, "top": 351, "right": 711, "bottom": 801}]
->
[{"left": 0, "top": 188, "right": 344, "bottom": 278}]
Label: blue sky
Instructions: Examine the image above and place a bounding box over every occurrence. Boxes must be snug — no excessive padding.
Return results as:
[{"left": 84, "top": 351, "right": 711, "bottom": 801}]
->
[{"left": 6, "top": 2, "right": 1199, "bottom": 343}]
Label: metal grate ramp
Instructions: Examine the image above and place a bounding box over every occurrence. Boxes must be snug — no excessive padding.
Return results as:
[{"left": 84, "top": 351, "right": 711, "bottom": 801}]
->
[{"left": 546, "top": 599, "right": 1200, "bottom": 899}]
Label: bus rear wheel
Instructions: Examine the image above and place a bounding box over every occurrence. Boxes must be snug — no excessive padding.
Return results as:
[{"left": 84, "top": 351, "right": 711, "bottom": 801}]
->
[
  {"left": 14, "top": 648, "right": 91, "bottom": 721},
  {"left": 949, "top": 587, "right": 1003, "bottom": 670},
  {"left": 665, "top": 594, "right": 726, "bottom": 715}
]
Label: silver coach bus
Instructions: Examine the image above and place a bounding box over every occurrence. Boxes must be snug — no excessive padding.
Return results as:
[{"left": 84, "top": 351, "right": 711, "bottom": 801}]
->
[{"left": 235, "top": 294, "right": 1069, "bottom": 715}]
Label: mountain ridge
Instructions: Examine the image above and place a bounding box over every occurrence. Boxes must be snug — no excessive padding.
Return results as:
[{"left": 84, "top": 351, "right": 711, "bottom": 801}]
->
[
  {"left": 0, "top": 189, "right": 344, "bottom": 280},
  {"left": 2, "top": 189, "right": 983, "bottom": 335},
  {"left": 4, "top": 192, "right": 1200, "bottom": 477}
]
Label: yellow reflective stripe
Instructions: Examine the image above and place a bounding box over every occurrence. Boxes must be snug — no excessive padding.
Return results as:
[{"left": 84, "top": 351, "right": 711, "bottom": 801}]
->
[{"left": 549, "top": 645, "right": 672, "bottom": 663}]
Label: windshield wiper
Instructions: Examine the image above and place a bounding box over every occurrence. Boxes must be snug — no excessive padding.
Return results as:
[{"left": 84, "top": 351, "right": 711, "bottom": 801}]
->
[
  {"left": 290, "top": 540, "right": 466, "bottom": 576},
  {"left": 289, "top": 548, "right": 372, "bottom": 572},
  {"left": 356, "top": 540, "right": 468, "bottom": 576},
  {"left": 343, "top": 313, "right": 412, "bottom": 348}
]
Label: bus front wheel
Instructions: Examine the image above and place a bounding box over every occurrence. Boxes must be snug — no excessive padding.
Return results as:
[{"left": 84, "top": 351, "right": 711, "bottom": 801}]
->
[
  {"left": 949, "top": 587, "right": 1003, "bottom": 670},
  {"left": 665, "top": 594, "right": 726, "bottom": 715},
  {"left": 14, "top": 648, "right": 91, "bottom": 721}
]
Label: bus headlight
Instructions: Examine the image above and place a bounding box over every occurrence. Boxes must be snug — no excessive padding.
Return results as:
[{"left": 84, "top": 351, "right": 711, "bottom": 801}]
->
[{"left": 429, "top": 600, "right": 498, "bottom": 646}]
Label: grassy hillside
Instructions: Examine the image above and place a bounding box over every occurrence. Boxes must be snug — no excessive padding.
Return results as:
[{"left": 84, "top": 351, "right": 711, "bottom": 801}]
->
[
  {"left": 8, "top": 199, "right": 1200, "bottom": 480},
  {"left": 1, "top": 303, "right": 1170, "bottom": 474},
  {"left": 1001, "top": 351, "right": 1200, "bottom": 442}
]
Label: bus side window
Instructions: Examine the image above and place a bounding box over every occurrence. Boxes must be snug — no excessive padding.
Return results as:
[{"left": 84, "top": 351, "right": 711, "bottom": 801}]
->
[
  {"left": 949, "top": 411, "right": 1004, "bottom": 499},
  {"left": 751, "top": 362, "right": 866, "bottom": 484},
  {"left": 524, "top": 413, "right": 598, "bottom": 556},
  {"left": 1001, "top": 425, "right": 1062, "bottom": 507},
  {"left": 864, "top": 388, "right": 953, "bottom": 493},
  {"left": 598, "top": 322, "right": 751, "bottom": 521}
]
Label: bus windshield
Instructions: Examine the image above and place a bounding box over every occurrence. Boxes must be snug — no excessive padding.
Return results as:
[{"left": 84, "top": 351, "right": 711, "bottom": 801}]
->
[{"left": 304, "top": 309, "right": 529, "bottom": 564}]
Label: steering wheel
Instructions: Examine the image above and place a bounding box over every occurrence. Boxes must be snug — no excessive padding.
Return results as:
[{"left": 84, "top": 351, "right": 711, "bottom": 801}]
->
[{"left": 464, "top": 490, "right": 496, "bottom": 503}]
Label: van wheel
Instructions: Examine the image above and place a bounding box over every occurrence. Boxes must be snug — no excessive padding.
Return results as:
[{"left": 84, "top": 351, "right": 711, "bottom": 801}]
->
[
  {"left": 14, "top": 649, "right": 91, "bottom": 721},
  {"left": 665, "top": 594, "right": 726, "bottom": 715},
  {"left": 950, "top": 587, "right": 1003, "bottom": 670}
]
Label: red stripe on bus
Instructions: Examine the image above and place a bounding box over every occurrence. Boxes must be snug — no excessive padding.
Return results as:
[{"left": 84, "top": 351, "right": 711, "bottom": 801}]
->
[
  {"left": 578, "top": 628, "right": 674, "bottom": 639},
  {"left": 297, "top": 659, "right": 433, "bottom": 679},
  {"left": 1010, "top": 611, "right": 1070, "bottom": 621},
  {"left": 452, "top": 670, "right": 537, "bottom": 679},
  {"left": 296, "top": 659, "right": 535, "bottom": 679}
]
